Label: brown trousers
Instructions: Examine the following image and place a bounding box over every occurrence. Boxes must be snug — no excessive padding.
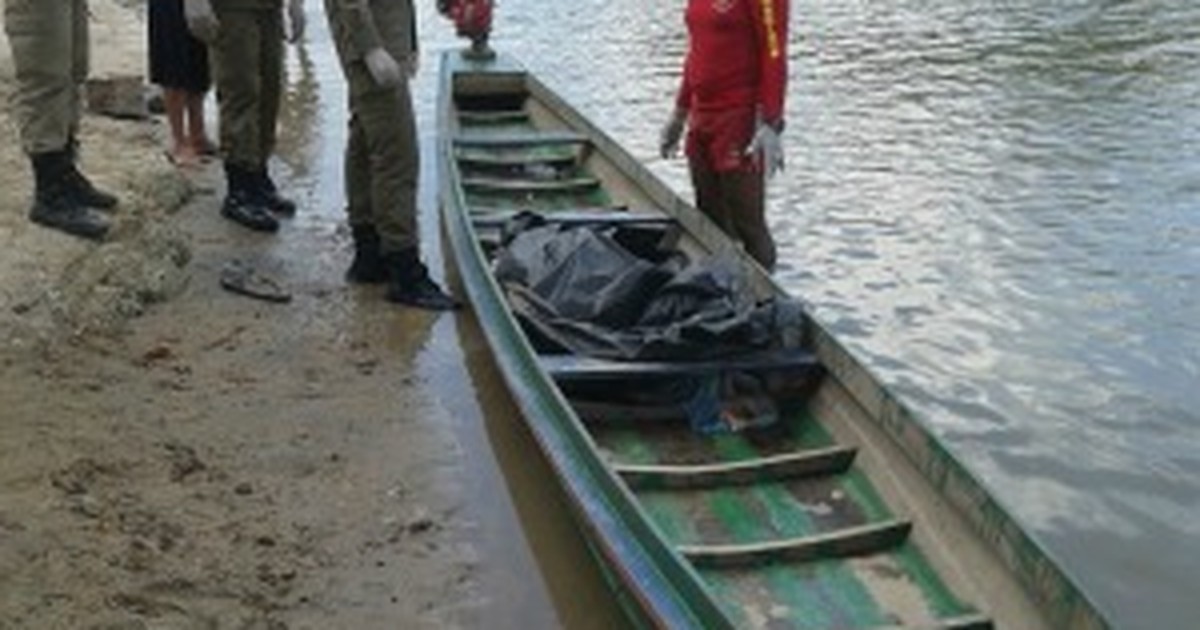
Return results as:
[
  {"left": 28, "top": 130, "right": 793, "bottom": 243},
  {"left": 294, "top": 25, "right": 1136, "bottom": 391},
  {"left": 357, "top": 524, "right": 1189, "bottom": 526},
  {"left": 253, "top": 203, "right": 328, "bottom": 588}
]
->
[{"left": 688, "top": 156, "right": 777, "bottom": 271}]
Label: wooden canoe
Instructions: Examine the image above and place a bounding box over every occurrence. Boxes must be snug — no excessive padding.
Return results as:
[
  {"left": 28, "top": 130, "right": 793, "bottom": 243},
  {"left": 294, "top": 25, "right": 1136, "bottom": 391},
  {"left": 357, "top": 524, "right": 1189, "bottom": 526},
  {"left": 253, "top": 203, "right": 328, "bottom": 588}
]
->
[{"left": 436, "top": 50, "right": 1111, "bottom": 630}]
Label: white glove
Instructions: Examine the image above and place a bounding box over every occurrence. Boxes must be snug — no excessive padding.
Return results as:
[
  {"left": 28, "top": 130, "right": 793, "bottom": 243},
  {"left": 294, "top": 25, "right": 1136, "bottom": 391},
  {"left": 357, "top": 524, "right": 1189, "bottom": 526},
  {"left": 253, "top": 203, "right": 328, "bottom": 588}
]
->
[
  {"left": 364, "top": 47, "right": 404, "bottom": 88},
  {"left": 659, "top": 108, "right": 687, "bottom": 159},
  {"left": 183, "top": 0, "right": 219, "bottom": 44},
  {"left": 746, "top": 122, "right": 784, "bottom": 178},
  {"left": 286, "top": 0, "right": 306, "bottom": 43}
]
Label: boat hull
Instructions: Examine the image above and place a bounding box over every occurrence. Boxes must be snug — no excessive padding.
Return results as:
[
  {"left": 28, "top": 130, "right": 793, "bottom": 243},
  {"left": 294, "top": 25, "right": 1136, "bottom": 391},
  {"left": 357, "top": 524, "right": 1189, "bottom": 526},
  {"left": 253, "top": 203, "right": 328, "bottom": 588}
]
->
[{"left": 436, "top": 50, "right": 1109, "bottom": 630}]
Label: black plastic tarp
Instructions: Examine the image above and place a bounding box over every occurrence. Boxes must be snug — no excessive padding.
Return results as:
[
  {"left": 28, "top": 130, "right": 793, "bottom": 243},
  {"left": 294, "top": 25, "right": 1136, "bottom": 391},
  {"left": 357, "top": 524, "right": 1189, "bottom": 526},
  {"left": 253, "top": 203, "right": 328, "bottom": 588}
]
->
[{"left": 492, "top": 217, "right": 787, "bottom": 361}]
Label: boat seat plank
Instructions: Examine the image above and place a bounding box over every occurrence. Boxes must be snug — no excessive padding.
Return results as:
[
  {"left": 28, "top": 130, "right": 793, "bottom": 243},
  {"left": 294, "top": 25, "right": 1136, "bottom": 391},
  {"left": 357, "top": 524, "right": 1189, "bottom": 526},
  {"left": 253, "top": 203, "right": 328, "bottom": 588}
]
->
[
  {"left": 456, "top": 150, "right": 579, "bottom": 167},
  {"left": 458, "top": 110, "right": 530, "bottom": 124},
  {"left": 454, "top": 131, "right": 590, "bottom": 148},
  {"left": 615, "top": 445, "right": 857, "bottom": 490},
  {"left": 462, "top": 175, "right": 601, "bottom": 193},
  {"left": 678, "top": 519, "right": 912, "bottom": 568},
  {"left": 454, "top": 142, "right": 580, "bottom": 167},
  {"left": 541, "top": 349, "right": 819, "bottom": 382},
  {"left": 571, "top": 399, "right": 685, "bottom": 423},
  {"left": 471, "top": 208, "right": 672, "bottom": 228}
]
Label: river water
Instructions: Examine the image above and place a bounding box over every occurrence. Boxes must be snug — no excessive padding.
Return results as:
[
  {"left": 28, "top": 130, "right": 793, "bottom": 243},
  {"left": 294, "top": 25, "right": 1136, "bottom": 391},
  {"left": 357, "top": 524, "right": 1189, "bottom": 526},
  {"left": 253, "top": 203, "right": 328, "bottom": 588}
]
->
[
  {"left": 456, "top": 2, "right": 1199, "bottom": 628},
  {"left": 296, "top": 2, "right": 1199, "bottom": 628}
]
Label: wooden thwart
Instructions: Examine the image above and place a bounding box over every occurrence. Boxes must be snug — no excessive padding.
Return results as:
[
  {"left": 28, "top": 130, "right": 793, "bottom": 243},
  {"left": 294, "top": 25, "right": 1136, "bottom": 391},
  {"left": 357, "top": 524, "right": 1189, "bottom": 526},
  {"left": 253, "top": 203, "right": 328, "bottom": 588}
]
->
[
  {"left": 454, "top": 130, "right": 589, "bottom": 148},
  {"left": 471, "top": 208, "right": 672, "bottom": 228},
  {"left": 458, "top": 110, "right": 530, "bottom": 125},
  {"left": 541, "top": 349, "right": 818, "bottom": 382},
  {"left": 678, "top": 519, "right": 912, "bottom": 569},
  {"left": 462, "top": 175, "right": 600, "bottom": 193},
  {"left": 571, "top": 399, "right": 685, "bottom": 423},
  {"left": 615, "top": 445, "right": 857, "bottom": 490},
  {"left": 455, "top": 147, "right": 578, "bottom": 167}
]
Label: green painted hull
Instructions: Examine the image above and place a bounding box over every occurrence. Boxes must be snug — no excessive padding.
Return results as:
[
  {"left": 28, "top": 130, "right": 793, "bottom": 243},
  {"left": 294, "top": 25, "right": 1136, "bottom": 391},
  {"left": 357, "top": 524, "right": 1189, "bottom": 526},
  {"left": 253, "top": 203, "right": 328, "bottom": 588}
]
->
[{"left": 436, "top": 50, "right": 1110, "bottom": 630}]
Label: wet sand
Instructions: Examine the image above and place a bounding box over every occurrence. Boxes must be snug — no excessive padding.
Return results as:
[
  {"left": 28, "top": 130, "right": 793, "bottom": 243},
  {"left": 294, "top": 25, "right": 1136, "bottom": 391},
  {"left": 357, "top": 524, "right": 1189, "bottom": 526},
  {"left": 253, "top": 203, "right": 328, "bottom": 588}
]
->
[{"left": 0, "top": 1, "right": 629, "bottom": 628}]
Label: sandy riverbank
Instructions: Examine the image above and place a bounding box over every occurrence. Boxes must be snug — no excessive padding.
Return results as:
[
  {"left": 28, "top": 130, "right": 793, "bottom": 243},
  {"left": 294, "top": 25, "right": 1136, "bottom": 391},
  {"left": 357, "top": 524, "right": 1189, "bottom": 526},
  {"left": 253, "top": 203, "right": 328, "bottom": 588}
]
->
[
  {"left": 0, "top": 2, "right": 481, "bottom": 628},
  {"left": 0, "top": 0, "right": 192, "bottom": 350}
]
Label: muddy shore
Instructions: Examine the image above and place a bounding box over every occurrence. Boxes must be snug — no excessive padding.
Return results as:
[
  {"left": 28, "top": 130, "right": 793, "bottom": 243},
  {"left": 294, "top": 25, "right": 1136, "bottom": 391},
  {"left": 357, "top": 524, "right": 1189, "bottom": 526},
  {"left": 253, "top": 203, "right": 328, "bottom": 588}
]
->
[{"left": 0, "top": 3, "right": 485, "bottom": 627}]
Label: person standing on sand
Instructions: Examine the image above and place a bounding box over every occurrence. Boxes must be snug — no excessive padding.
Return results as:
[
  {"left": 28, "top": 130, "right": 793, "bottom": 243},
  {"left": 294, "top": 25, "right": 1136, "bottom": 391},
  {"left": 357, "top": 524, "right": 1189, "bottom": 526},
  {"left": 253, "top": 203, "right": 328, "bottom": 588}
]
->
[
  {"left": 149, "top": 0, "right": 216, "bottom": 168},
  {"left": 3, "top": 0, "right": 117, "bottom": 241},
  {"left": 321, "top": 0, "right": 460, "bottom": 311},
  {"left": 182, "top": 0, "right": 304, "bottom": 233},
  {"left": 659, "top": 0, "right": 789, "bottom": 272}
]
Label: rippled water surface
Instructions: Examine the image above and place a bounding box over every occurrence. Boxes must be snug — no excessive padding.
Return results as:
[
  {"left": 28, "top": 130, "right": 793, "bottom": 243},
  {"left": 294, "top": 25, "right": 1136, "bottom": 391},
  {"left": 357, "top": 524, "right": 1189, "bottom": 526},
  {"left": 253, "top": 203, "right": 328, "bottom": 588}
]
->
[{"left": 412, "top": 1, "right": 1200, "bottom": 627}]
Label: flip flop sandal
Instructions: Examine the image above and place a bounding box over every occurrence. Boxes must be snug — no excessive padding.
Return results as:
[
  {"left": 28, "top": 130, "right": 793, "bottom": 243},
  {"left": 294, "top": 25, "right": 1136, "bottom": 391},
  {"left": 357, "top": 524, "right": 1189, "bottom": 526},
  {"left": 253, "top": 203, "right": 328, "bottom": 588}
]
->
[{"left": 219, "top": 260, "right": 292, "bottom": 303}]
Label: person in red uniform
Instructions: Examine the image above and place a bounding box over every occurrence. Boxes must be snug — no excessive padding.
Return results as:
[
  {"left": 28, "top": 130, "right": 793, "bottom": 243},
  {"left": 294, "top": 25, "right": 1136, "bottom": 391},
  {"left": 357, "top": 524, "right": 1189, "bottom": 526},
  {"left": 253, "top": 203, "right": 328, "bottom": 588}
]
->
[
  {"left": 660, "top": 0, "right": 789, "bottom": 271},
  {"left": 436, "top": 0, "right": 493, "bottom": 59}
]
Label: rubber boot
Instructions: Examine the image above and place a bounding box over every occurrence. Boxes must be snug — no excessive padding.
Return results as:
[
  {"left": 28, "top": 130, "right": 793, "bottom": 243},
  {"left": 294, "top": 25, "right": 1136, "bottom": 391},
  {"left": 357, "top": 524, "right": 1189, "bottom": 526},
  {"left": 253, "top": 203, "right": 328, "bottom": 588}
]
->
[
  {"left": 64, "top": 135, "right": 119, "bottom": 210},
  {"left": 28, "top": 151, "right": 110, "bottom": 240},
  {"left": 384, "top": 248, "right": 461, "bottom": 311},
  {"left": 221, "top": 163, "right": 279, "bottom": 232},
  {"left": 346, "top": 224, "right": 388, "bottom": 284},
  {"left": 255, "top": 168, "right": 297, "bottom": 216}
]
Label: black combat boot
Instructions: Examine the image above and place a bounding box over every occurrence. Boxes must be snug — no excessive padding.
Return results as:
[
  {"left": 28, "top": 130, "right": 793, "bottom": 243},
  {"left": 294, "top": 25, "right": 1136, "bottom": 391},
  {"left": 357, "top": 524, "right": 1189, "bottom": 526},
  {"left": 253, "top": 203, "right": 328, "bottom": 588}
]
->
[
  {"left": 64, "top": 135, "right": 118, "bottom": 210},
  {"left": 346, "top": 224, "right": 388, "bottom": 283},
  {"left": 221, "top": 163, "right": 279, "bottom": 232},
  {"left": 28, "top": 151, "right": 110, "bottom": 240},
  {"left": 383, "top": 248, "right": 461, "bottom": 311},
  {"left": 255, "top": 168, "right": 297, "bottom": 216}
]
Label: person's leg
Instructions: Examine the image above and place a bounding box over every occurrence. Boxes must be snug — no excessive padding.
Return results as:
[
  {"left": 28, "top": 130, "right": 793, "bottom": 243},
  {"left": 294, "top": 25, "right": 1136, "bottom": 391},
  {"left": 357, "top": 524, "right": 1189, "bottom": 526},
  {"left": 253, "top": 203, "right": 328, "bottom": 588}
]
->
[
  {"left": 61, "top": 0, "right": 116, "bottom": 209},
  {"left": 6, "top": 1, "right": 76, "bottom": 155},
  {"left": 723, "top": 170, "right": 776, "bottom": 271},
  {"left": 66, "top": 0, "right": 115, "bottom": 211},
  {"left": 210, "top": 7, "right": 261, "bottom": 169},
  {"left": 69, "top": 0, "right": 88, "bottom": 140},
  {"left": 345, "top": 62, "right": 457, "bottom": 310},
  {"left": 179, "top": 0, "right": 215, "bottom": 157},
  {"left": 347, "top": 68, "right": 418, "bottom": 254},
  {"left": 702, "top": 105, "right": 775, "bottom": 270},
  {"left": 163, "top": 88, "right": 197, "bottom": 165},
  {"left": 245, "top": 9, "right": 297, "bottom": 214},
  {"left": 257, "top": 10, "right": 284, "bottom": 166},
  {"left": 688, "top": 152, "right": 733, "bottom": 235},
  {"left": 3, "top": 0, "right": 109, "bottom": 238},
  {"left": 343, "top": 105, "right": 386, "bottom": 283},
  {"left": 209, "top": 7, "right": 276, "bottom": 230},
  {"left": 184, "top": 91, "right": 213, "bottom": 157}
]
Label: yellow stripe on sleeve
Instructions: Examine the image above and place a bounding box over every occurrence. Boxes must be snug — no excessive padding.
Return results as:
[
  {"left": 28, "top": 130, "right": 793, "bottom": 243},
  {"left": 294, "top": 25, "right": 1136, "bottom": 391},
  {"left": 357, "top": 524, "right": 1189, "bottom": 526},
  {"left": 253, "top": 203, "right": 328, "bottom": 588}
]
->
[{"left": 759, "top": 0, "right": 781, "bottom": 59}]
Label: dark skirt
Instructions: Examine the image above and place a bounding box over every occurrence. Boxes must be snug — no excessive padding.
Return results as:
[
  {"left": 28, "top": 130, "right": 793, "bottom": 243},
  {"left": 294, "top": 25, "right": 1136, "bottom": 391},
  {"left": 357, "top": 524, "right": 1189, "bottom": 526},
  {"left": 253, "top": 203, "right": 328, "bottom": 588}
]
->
[{"left": 148, "top": 0, "right": 211, "bottom": 93}]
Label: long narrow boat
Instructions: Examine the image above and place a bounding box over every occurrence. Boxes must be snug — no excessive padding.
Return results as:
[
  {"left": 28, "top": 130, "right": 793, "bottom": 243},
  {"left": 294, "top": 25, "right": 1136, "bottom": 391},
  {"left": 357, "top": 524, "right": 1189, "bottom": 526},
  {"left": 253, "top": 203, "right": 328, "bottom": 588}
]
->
[{"left": 436, "top": 51, "right": 1110, "bottom": 630}]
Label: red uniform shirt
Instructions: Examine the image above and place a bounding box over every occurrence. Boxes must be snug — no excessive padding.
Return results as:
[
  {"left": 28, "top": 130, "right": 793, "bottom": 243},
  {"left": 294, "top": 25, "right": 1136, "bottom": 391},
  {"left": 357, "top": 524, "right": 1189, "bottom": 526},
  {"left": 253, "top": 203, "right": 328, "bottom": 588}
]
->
[
  {"left": 439, "top": 0, "right": 492, "bottom": 39},
  {"left": 675, "top": 0, "right": 789, "bottom": 125}
]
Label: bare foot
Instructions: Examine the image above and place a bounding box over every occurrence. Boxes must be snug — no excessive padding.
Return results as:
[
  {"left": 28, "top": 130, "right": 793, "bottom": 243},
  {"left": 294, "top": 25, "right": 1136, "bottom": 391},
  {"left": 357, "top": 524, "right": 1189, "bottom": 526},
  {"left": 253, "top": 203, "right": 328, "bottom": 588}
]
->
[{"left": 167, "top": 145, "right": 200, "bottom": 168}]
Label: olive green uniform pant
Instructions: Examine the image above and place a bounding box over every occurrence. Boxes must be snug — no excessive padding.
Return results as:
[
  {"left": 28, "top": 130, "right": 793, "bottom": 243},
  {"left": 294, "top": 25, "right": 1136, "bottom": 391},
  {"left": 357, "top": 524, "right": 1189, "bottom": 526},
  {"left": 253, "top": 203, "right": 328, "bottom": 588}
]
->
[
  {"left": 343, "top": 63, "right": 419, "bottom": 253},
  {"left": 209, "top": 5, "right": 283, "bottom": 170},
  {"left": 3, "top": 0, "right": 88, "bottom": 154}
]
